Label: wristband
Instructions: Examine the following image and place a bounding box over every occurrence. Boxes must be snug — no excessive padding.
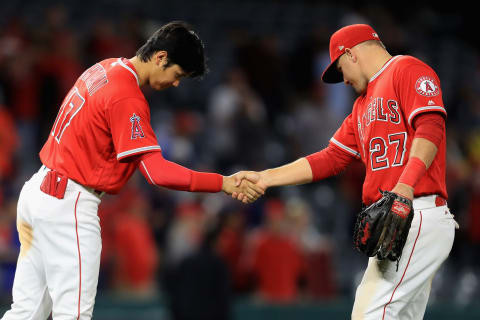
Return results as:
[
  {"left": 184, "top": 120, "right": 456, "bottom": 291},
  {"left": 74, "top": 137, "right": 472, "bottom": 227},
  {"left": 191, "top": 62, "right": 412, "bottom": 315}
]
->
[
  {"left": 190, "top": 172, "right": 223, "bottom": 192},
  {"left": 397, "top": 157, "right": 427, "bottom": 188}
]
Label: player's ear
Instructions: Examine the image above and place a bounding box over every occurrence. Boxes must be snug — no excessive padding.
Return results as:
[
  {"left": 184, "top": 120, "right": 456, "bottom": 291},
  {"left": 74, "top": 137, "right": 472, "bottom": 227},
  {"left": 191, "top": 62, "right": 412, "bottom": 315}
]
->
[
  {"left": 345, "top": 48, "right": 357, "bottom": 63},
  {"left": 154, "top": 51, "right": 168, "bottom": 66}
]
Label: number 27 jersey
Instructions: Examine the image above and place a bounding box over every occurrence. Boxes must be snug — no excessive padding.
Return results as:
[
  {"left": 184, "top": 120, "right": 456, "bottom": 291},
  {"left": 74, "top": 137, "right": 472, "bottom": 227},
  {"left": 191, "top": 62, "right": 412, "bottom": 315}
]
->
[{"left": 330, "top": 55, "right": 447, "bottom": 205}]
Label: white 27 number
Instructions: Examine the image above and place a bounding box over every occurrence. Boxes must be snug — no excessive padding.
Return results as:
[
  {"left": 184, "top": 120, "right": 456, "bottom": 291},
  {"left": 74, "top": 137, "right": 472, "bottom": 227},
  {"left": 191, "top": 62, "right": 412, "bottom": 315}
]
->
[
  {"left": 51, "top": 87, "right": 85, "bottom": 143},
  {"left": 369, "top": 132, "right": 407, "bottom": 171}
]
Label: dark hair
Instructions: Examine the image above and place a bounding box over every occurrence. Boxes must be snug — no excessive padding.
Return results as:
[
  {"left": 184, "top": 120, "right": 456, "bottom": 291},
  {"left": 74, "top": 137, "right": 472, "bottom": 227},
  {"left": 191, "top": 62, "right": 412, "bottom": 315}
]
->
[{"left": 136, "top": 21, "right": 207, "bottom": 78}]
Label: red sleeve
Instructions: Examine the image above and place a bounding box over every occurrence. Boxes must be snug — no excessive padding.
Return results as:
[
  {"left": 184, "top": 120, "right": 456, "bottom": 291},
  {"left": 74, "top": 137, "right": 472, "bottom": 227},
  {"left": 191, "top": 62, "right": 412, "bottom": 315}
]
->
[
  {"left": 412, "top": 112, "right": 445, "bottom": 148},
  {"left": 395, "top": 61, "right": 446, "bottom": 127},
  {"left": 330, "top": 113, "right": 361, "bottom": 159},
  {"left": 106, "top": 97, "right": 161, "bottom": 162},
  {"left": 305, "top": 143, "right": 355, "bottom": 182},
  {"left": 138, "top": 152, "right": 223, "bottom": 193}
]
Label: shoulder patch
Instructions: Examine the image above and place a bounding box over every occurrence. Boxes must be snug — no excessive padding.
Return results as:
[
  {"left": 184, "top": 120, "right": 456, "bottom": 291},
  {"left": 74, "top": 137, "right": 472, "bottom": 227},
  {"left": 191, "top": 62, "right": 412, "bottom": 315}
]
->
[
  {"left": 130, "top": 113, "right": 145, "bottom": 139},
  {"left": 415, "top": 76, "right": 439, "bottom": 97}
]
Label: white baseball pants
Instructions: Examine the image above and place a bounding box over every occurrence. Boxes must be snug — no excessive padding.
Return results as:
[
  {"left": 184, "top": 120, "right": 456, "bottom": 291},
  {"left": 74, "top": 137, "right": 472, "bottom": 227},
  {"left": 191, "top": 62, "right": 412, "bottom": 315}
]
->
[
  {"left": 2, "top": 166, "right": 102, "bottom": 320},
  {"left": 352, "top": 195, "right": 457, "bottom": 320}
]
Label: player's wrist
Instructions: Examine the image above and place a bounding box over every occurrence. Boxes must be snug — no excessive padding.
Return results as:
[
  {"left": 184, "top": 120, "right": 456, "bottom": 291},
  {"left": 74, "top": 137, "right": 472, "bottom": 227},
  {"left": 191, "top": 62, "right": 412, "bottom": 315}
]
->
[
  {"left": 391, "top": 183, "right": 414, "bottom": 200},
  {"left": 397, "top": 156, "right": 427, "bottom": 190},
  {"left": 259, "top": 170, "right": 272, "bottom": 188}
]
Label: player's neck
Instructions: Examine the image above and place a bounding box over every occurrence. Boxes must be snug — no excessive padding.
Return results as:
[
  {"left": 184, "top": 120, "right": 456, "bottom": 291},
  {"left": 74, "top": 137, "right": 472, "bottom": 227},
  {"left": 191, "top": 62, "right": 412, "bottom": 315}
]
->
[
  {"left": 129, "top": 56, "right": 148, "bottom": 86},
  {"left": 364, "top": 50, "right": 393, "bottom": 81}
]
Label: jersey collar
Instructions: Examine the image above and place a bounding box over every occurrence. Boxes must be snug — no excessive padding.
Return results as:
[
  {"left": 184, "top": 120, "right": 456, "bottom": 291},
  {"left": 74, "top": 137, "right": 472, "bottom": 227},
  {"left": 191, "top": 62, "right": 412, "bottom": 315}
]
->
[
  {"left": 369, "top": 55, "right": 402, "bottom": 83},
  {"left": 117, "top": 58, "right": 140, "bottom": 86}
]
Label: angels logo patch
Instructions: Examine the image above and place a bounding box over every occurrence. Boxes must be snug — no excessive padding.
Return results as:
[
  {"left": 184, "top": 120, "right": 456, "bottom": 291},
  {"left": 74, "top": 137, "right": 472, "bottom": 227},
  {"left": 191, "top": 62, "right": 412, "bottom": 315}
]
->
[
  {"left": 415, "top": 76, "right": 439, "bottom": 97},
  {"left": 130, "top": 113, "right": 145, "bottom": 139}
]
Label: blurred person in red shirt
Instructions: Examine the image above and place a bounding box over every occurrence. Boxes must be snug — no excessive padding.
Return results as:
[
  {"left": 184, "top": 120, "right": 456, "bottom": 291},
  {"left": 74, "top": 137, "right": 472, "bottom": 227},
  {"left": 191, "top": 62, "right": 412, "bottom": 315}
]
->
[
  {"left": 110, "top": 187, "right": 159, "bottom": 295},
  {"left": 285, "top": 198, "right": 337, "bottom": 300},
  {"left": 245, "top": 198, "right": 305, "bottom": 303},
  {"left": 0, "top": 103, "right": 19, "bottom": 181},
  {"left": 216, "top": 205, "right": 251, "bottom": 293}
]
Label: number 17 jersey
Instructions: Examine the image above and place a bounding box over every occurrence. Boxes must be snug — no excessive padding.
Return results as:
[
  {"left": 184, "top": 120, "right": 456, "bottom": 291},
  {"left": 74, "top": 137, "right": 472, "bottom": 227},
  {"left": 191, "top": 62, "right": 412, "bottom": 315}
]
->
[
  {"left": 39, "top": 58, "right": 161, "bottom": 194},
  {"left": 330, "top": 55, "right": 447, "bottom": 205}
]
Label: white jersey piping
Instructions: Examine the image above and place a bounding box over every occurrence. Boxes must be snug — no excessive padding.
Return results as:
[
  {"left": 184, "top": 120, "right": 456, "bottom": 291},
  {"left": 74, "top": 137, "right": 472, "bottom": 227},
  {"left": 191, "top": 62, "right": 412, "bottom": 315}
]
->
[
  {"left": 117, "top": 145, "right": 161, "bottom": 160},
  {"left": 408, "top": 106, "right": 446, "bottom": 126},
  {"left": 117, "top": 58, "right": 139, "bottom": 86},
  {"left": 369, "top": 55, "right": 402, "bottom": 83},
  {"left": 330, "top": 137, "right": 361, "bottom": 158}
]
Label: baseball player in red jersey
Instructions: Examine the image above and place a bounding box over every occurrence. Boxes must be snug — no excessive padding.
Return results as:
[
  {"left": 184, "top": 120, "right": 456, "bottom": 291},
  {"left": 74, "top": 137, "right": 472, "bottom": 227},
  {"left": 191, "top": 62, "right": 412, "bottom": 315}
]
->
[
  {"left": 233, "top": 24, "right": 458, "bottom": 319},
  {"left": 2, "top": 21, "right": 263, "bottom": 320}
]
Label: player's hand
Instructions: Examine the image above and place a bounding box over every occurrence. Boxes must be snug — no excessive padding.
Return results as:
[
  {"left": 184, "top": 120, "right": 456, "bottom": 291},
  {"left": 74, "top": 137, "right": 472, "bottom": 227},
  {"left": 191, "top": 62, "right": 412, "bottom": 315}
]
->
[
  {"left": 230, "top": 171, "right": 268, "bottom": 203},
  {"left": 222, "top": 173, "right": 265, "bottom": 204}
]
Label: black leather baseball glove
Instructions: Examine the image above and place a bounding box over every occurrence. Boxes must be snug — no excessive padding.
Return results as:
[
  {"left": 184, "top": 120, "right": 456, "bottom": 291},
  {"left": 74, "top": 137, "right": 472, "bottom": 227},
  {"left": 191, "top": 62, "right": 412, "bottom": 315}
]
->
[{"left": 353, "top": 190, "right": 414, "bottom": 268}]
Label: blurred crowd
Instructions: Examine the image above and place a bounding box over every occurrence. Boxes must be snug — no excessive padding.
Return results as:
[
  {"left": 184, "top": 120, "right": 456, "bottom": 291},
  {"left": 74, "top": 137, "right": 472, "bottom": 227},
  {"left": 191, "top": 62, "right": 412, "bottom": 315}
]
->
[{"left": 0, "top": 1, "right": 479, "bottom": 317}]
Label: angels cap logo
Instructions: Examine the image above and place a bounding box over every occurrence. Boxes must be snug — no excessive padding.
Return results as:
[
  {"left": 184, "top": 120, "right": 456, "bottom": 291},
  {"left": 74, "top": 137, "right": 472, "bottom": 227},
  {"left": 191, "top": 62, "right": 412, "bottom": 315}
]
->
[
  {"left": 130, "top": 113, "right": 145, "bottom": 139},
  {"left": 415, "top": 76, "right": 439, "bottom": 97}
]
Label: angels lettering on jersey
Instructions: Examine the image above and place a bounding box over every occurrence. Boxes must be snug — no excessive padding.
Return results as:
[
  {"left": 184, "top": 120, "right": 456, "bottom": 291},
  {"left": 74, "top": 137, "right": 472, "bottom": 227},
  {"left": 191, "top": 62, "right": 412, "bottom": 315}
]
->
[
  {"left": 130, "top": 113, "right": 145, "bottom": 139},
  {"left": 357, "top": 96, "right": 401, "bottom": 147}
]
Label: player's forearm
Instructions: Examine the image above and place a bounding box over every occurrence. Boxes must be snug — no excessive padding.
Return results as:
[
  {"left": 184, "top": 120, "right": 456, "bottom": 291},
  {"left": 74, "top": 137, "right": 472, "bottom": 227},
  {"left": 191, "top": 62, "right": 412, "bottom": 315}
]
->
[
  {"left": 259, "top": 158, "right": 313, "bottom": 188},
  {"left": 394, "top": 112, "right": 444, "bottom": 199},
  {"left": 138, "top": 152, "right": 222, "bottom": 192},
  {"left": 394, "top": 138, "right": 438, "bottom": 199},
  {"left": 408, "top": 137, "right": 437, "bottom": 169}
]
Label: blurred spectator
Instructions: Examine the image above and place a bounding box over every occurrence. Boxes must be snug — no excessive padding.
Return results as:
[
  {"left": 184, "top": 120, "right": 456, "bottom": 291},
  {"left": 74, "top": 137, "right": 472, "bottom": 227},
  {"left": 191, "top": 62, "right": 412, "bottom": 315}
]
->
[
  {"left": 285, "top": 198, "right": 337, "bottom": 300},
  {"left": 85, "top": 20, "right": 126, "bottom": 64},
  {"left": 164, "top": 202, "right": 206, "bottom": 265},
  {"left": 233, "top": 33, "right": 288, "bottom": 124},
  {"left": 216, "top": 205, "right": 250, "bottom": 293},
  {"left": 85, "top": 18, "right": 143, "bottom": 66},
  {"left": 285, "top": 86, "right": 340, "bottom": 158},
  {"left": 0, "top": 195, "right": 19, "bottom": 294},
  {"left": 162, "top": 212, "right": 231, "bottom": 320},
  {"left": 98, "top": 182, "right": 159, "bottom": 296},
  {"left": 466, "top": 132, "right": 480, "bottom": 266},
  {"left": 110, "top": 188, "right": 159, "bottom": 296},
  {"left": 1, "top": 47, "right": 39, "bottom": 180},
  {"left": 35, "top": 6, "right": 83, "bottom": 146},
  {"left": 207, "top": 67, "right": 267, "bottom": 169},
  {"left": 244, "top": 199, "right": 305, "bottom": 303},
  {"left": 0, "top": 102, "right": 19, "bottom": 181}
]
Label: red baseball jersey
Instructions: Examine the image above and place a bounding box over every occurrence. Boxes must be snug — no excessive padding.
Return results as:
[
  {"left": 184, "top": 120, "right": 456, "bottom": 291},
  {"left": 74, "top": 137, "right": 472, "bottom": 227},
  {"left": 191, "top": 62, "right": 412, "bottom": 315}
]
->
[
  {"left": 330, "top": 55, "right": 447, "bottom": 205},
  {"left": 40, "top": 58, "right": 161, "bottom": 194}
]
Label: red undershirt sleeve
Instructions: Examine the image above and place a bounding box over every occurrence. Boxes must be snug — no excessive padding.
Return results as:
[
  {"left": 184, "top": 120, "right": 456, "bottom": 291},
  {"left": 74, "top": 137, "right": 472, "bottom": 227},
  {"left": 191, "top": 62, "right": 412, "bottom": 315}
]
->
[
  {"left": 396, "top": 112, "right": 445, "bottom": 189},
  {"left": 137, "top": 152, "right": 223, "bottom": 192},
  {"left": 305, "top": 144, "right": 355, "bottom": 182},
  {"left": 411, "top": 112, "right": 445, "bottom": 148}
]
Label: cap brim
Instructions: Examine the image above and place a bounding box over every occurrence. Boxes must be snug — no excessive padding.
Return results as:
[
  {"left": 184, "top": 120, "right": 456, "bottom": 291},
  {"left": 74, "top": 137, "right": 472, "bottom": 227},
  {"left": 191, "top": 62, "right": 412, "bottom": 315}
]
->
[{"left": 321, "top": 59, "right": 344, "bottom": 83}]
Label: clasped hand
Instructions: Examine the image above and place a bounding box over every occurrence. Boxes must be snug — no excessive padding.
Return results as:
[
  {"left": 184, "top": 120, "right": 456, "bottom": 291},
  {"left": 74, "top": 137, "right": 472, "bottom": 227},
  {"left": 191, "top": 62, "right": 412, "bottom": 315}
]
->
[{"left": 222, "top": 171, "right": 267, "bottom": 204}]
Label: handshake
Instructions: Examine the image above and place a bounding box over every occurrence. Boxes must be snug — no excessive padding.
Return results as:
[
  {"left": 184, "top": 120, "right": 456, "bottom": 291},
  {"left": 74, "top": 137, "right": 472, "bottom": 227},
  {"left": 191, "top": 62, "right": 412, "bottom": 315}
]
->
[{"left": 221, "top": 171, "right": 268, "bottom": 204}]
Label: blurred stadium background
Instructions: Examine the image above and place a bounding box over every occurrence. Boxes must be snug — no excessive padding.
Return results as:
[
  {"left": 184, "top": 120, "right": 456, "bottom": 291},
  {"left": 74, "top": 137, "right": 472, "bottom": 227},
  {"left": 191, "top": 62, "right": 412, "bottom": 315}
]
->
[{"left": 0, "top": 0, "right": 479, "bottom": 319}]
